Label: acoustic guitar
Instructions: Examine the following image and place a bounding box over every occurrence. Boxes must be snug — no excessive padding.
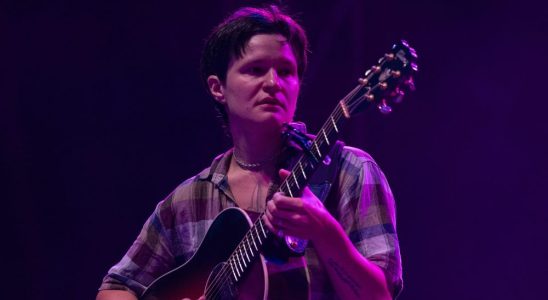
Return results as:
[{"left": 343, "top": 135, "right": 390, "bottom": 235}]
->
[{"left": 141, "top": 40, "right": 418, "bottom": 300}]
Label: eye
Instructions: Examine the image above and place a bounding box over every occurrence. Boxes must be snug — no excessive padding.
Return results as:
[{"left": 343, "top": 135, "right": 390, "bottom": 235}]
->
[
  {"left": 249, "top": 66, "right": 267, "bottom": 76},
  {"left": 277, "top": 65, "right": 296, "bottom": 77},
  {"left": 278, "top": 68, "right": 293, "bottom": 77}
]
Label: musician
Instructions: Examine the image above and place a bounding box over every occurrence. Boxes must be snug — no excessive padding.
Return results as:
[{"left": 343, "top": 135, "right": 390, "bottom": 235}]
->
[{"left": 97, "top": 5, "right": 402, "bottom": 300}]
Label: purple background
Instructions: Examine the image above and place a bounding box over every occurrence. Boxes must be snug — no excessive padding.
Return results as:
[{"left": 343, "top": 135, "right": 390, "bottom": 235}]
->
[{"left": 2, "top": 0, "right": 547, "bottom": 299}]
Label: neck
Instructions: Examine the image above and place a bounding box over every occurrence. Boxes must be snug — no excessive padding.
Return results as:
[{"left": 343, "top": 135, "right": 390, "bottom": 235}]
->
[{"left": 229, "top": 122, "right": 283, "bottom": 172}]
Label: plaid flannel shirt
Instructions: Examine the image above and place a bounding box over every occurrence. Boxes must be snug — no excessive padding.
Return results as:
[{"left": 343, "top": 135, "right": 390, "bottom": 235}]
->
[{"left": 99, "top": 145, "right": 402, "bottom": 299}]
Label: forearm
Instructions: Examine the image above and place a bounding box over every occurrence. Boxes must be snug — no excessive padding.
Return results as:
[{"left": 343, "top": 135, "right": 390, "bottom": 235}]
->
[
  {"left": 312, "top": 217, "right": 391, "bottom": 300},
  {"left": 96, "top": 290, "right": 138, "bottom": 300}
]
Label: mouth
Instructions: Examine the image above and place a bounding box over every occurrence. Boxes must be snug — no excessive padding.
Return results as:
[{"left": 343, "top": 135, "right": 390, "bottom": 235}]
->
[{"left": 257, "top": 97, "right": 284, "bottom": 109}]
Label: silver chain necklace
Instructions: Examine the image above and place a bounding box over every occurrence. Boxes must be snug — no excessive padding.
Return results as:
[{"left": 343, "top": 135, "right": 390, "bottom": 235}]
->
[{"left": 233, "top": 150, "right": 277, "bottom": 170}]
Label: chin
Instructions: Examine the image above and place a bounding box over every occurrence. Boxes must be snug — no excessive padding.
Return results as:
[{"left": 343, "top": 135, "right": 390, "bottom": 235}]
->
[{"left": 252, "top": 114, "right": 289, "bottom": 129}]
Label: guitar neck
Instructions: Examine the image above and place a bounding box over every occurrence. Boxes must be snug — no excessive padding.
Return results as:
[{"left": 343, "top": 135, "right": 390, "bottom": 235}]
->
[
  {"left": 279, "top": 99, "right": 355, "bottom": 198},
  {"left": 223, "top": 90, "right": 362, "bottom": 285}
]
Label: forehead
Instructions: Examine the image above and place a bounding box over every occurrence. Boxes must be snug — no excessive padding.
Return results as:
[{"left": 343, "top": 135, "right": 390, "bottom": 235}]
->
[{"left": 234, "top": 34, "right": 297, "bottom": 65}]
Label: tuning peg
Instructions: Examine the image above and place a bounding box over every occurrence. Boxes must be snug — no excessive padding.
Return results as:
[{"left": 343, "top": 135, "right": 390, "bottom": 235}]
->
[
  {"left": 379, "top": 82, "right": 388, "bottom": 90},
  {"left": 390, "top": 70, "right": 401, "bottom": 78},
  {"left": 393, "top": 89, "right": 405, "bottom": 103},
  {"left": 405, "top": 77, "right": 416, "bottom": 91},
  {"left": 378, "top": 99, "right": 392, "bottom": 114},
  {"left": 371, "top": 65, "right": 381, "bottom": 73}
]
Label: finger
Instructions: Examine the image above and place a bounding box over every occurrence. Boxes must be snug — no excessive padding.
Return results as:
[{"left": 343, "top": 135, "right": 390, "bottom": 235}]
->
[
  {"left": 301, "top": 186, "right": 314, "bottom": 198},
  {"left": 273, "top": 196, "right": 304, "bottom": 211},
  {"left": 266, "top": 199, "right": 277, "bottom": 215},
  {"left": 270, "top": 208, "right": 301, "bottom": 223},
  {"left": 266, "top": 199, "right": 294, "bottom": 222},
  {"left": 262, "top": 214, "right": 285, "bottom": 237},
  {"left": 301, "top": 187, "right": 324, "bottom": 208},
  {"left": 262, "top": 213, "right": 275, "bottom": 232},
  {"left": 265, "top": 207, "right": 294, "bottom": 228},
  {"left": 278, "top": 168, "right": 291, "bottom": 180},
  {"left": 270, "top": 192, "right": 286, "bottom": 208},
  {"left": 271, "top": 192, "right": 302, "bottom": 211}
]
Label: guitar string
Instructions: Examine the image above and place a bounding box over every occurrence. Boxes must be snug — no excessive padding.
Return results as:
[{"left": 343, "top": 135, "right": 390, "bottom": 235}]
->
[
  {"left": 204, "top": 214, "right": 270, "bottom": 299},
  {"left": 205, "top": 82, "right": 380, "bottom": 299},
  {"left": 204, "top": 100, "right": 352, "bottom": 300},
  {"left": 207, "top": 63, "right": 403, "bottom": 297},
  {"left": 175, "top": 55, "right": 399, "bottom": 298},
  {"left": 204, "top": 110, "right": 345, "bottom": 300},
  {"left": 204, "top": 74, "right": 391, "bottom": 298},
  {"left": 206, "top": 62, "right": 407, "bottom": 298},
  {"left": 203, "top": 76, "right": 385, "bottom": 298}
]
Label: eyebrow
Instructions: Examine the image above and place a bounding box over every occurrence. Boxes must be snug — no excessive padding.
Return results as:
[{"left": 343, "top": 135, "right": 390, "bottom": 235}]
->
[{"left": 241, "top": 56, "right": 297, "bottom": 66}]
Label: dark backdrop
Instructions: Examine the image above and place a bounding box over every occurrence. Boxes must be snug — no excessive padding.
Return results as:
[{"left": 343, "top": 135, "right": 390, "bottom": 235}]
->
[{"left": 2, "top": 0, "right": 547, "bottom": 299}]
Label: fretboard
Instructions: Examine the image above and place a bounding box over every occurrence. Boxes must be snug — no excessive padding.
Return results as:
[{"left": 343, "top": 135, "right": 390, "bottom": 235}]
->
[{"left": 221, "top": 95, "right": 359, "bottom": 285}]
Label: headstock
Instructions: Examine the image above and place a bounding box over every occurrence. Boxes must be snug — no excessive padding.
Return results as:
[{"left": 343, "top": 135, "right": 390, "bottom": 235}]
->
[{"left": 343, "top": 40, "right": 418, "bottom": 116}]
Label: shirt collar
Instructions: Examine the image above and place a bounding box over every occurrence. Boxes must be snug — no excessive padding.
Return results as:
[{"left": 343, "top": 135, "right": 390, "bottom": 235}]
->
[{"left": 196, "top": 121, "right": 308, "bottom": 187}]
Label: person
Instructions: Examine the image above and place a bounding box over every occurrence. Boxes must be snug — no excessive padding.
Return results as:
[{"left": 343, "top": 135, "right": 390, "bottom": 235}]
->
[{"left": 97, "top": 5, "right": 402, "bottom": 300}]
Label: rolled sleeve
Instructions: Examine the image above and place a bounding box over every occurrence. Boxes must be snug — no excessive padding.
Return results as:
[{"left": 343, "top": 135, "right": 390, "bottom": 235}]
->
[
  {"left": 338, "top": 146, "right": 403, "bottom": 298},
  {"left": 99, "top": 197, "right": 177, "bottom": 296}
]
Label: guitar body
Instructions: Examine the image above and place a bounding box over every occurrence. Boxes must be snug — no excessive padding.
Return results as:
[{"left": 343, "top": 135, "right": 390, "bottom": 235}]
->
[{"left": 141, "top": 208, "right": 268, "bottom": 300}]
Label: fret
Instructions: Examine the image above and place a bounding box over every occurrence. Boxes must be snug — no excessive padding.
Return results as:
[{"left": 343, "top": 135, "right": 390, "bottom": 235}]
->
[
  {"left": 229, "top": 259, "right": 238, "bottom": 280},
  {"left": 238, "top": 245, "right": 247, "bottom": 272},
  {"left": 235, "top": 251, "right": 244, "bottom": 272},
  {"left": 313, "top": 141, "right": 322, "bottom": 158},
  {"left": 231, "top": 256, "right": 241, "bottom": 277},
  {"left": 250, "top": 230, "right": 258, "bottom": 250},
  {"left": 239, "top": 248, "right": 248, "bottom": 266},
  {"left": 330, "top": 116, "right": 339, "bottom": 132},
  {"left": 299, "top": 162, "right": 307, "bottom": 180},
  {"left": 258, "top": 220, "right": 267, "bottom": 238},
  {"left": 292, "top": 173, "right": 300, "bottom": 189},
  {"left": 285, "top": 181, "right": 294, "bottom": 197},
  {"left": 251, "top": 225, "right": 258, "bottom": 243},
  {"left": 322, "top": 128, "right": 330, "bottom": 145},
  {"left": 252, "top": 225, "right": 262, "bottom": 244},
  {"left": 242, "top": 242, "right": 250, "bottom": 261},
  {"left": 245, "top": 237, "right": 255, "bottom": 256}
]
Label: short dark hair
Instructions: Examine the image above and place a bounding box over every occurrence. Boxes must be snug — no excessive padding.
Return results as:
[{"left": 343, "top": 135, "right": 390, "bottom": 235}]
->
[{"left": 200, "top": 5, "right": 309, "bottom": 127}]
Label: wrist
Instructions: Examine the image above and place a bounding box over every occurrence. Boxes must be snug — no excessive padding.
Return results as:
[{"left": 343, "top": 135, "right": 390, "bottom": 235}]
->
[{"left": 310, "top": 211, "right": 345, "bottom": 249}]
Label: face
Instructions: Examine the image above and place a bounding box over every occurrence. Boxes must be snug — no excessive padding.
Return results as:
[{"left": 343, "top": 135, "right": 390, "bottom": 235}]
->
[{"left": 208, "top": 34, "right": 300, "bottom": 131}]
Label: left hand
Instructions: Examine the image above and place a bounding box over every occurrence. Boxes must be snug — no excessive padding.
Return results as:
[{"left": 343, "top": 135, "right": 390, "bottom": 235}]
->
[{"left": 262, "top": 169, "right": 337, "bottom": 242}]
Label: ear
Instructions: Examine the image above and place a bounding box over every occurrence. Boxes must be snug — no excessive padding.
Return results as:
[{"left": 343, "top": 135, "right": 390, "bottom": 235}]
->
[{"left": 207, "top": 75, "right": 225, "bottom": 104}]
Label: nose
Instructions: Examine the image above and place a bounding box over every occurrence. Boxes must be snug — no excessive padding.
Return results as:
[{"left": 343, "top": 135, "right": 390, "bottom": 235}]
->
[{"left": 263, "top": 68, "right": 281, "bottom": 92}]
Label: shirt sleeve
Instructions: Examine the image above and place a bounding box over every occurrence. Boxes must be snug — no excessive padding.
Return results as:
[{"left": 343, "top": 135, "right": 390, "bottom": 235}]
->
[
  {"left": 337, "top": 146, "right": 403, "bottom": 298},
  {"left": 98, "top": 195, "right": 177, "bottom": 296}
]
